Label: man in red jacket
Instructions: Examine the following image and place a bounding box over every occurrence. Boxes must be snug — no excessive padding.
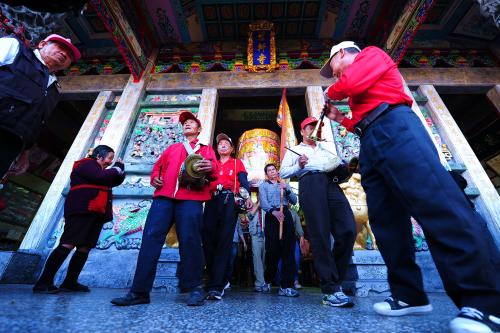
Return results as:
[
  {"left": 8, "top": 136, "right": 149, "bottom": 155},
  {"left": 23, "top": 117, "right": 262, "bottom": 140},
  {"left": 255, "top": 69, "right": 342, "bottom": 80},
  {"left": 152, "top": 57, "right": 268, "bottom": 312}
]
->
[
  {"left": 111, "top": 111, "right": 217, "bottom": 307},
  {"left": 321, "top": 41, "right": 500, "bottom": 333}
]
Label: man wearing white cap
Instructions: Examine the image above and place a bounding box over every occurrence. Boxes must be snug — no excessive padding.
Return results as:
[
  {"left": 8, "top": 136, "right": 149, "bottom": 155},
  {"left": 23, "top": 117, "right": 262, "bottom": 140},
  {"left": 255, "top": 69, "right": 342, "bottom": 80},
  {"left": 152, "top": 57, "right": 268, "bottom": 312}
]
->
[
  {"left": 0, "top": 34, "right": 80, "bottom": 179},
  {"left": 320, "top": 41, "right": 500, "bottom": 333}
]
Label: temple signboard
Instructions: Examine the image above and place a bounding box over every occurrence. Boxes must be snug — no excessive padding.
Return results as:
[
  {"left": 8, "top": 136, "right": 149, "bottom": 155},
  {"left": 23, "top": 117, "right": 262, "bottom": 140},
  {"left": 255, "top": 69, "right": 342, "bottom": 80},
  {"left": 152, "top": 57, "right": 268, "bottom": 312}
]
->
[{"left": 247, "top": 21, "right": 276, "bottom": 72}]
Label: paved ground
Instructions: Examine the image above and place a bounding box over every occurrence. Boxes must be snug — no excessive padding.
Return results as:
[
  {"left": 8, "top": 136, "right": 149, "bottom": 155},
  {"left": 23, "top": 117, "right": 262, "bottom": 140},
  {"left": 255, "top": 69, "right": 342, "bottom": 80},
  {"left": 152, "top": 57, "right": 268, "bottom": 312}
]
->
[{"left": 0, "top": 285, "right": 458, "bottom": 333}]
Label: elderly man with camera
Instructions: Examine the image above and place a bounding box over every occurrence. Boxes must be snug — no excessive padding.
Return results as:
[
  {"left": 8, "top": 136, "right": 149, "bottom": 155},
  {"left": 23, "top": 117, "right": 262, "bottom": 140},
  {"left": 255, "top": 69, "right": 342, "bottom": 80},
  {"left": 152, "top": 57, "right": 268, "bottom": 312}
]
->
[{"left": 202, "top": 132, "right": 252, "bottom": 301}]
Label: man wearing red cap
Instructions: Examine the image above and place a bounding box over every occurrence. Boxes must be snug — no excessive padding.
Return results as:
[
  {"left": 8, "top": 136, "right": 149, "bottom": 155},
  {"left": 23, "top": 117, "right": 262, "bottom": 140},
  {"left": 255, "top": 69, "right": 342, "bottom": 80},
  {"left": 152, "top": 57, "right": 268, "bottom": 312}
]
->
[
  {"left": 280, "top": 117, "right": 356, "bottom": 307},
  {"left": 0, "top": 34, "right": 80, "bottom": 179},
  {"left": 111, "top": 111, "right": 218, "bottom": 307},
  {"left": 321, "top": 41, "right": 500, "bottom": 333},
  {"left": 202, "top": 132, "right": 251, "bottom": 300}
]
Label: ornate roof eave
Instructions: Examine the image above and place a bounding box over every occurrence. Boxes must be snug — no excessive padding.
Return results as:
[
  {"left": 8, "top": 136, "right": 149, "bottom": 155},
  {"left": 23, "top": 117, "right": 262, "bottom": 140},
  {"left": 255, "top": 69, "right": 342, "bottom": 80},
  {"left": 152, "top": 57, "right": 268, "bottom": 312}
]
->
[{"left": 384, "top": 0, "right": 437, "bottom": 64}]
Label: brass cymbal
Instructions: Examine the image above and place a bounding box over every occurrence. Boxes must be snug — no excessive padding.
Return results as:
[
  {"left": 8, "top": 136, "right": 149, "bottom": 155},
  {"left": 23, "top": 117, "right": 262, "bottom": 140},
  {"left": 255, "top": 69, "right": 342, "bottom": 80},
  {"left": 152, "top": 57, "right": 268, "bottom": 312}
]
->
[{"left": 184, "top": 154, "right": 204, "bottom": 179}]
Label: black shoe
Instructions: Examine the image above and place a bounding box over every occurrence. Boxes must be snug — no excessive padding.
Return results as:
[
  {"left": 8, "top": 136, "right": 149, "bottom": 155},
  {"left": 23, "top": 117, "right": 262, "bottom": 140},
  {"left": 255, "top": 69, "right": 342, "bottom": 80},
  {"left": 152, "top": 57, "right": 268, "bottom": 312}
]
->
[
  {"left": 373, "top": 296, "right": 432, "bottom": 316},
  {"left": 111, "top": 292, "right": 150, "bottom": 306},
  {"left": 187, "top": 288, "right": 205, "bottom": 306},
  {"left": 33, "top": 283, "right": 59, "bottom": 294},
  {"left": 59, "top": 282, "right": 90, "bottom": 292},
  {"left": 450, "top": 307, "right": 500, "bottom": 333}
]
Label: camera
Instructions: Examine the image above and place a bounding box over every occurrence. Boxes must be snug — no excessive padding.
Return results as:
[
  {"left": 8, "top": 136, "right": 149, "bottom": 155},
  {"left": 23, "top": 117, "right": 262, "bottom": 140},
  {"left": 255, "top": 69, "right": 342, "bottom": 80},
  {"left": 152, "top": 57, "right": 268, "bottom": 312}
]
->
[{"left": 234, "top": 187, "right": 250, "bottom": 213}]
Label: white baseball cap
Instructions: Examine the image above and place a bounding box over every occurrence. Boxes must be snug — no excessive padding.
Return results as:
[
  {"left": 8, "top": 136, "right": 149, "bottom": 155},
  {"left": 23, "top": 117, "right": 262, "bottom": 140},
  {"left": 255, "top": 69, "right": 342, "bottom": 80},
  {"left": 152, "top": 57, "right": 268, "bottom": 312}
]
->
[{"left": 320, "top": 41, "right": 361, "bottom": 78}]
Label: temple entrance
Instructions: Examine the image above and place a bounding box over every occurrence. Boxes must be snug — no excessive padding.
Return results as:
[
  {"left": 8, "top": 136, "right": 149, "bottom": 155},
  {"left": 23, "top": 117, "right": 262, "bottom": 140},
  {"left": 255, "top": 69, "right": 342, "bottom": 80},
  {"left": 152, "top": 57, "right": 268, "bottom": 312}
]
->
[
  {"left": 215, "top": 89, "right": 307, "bottom": 146},
  {"left": 213, "top": 89, "right": 310, "bottom": 288}
]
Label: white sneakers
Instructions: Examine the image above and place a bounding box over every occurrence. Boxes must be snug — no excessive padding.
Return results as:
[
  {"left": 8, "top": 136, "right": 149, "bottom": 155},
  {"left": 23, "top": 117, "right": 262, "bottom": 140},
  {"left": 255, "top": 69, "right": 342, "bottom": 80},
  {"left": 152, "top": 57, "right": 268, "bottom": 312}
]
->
[
  {"left": 374, "top": 298, "right": 499, "bottom": 333},
  {"left": 449, "top": 307, "right": 500, "bottom": 333}
]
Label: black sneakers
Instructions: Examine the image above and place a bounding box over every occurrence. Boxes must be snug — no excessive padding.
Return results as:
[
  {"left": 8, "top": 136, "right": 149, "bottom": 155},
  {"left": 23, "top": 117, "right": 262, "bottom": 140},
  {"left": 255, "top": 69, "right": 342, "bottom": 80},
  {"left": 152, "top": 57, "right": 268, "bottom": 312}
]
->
[
  {"left": 110, "top": 292, "right": 150, "bottom": 306},
  {"left": 373, "top": 296, "right": 433, "bottom": 316},
  {"left": 449, "top": 307, "right": 500, "bottom": 333}
]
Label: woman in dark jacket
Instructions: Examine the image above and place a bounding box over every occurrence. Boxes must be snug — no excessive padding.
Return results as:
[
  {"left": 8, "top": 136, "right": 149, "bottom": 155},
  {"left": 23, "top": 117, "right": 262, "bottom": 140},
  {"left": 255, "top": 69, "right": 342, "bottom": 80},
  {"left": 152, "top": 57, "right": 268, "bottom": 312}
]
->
[{"left": 33, "top": 145, "right": 125, "bottom": 293}]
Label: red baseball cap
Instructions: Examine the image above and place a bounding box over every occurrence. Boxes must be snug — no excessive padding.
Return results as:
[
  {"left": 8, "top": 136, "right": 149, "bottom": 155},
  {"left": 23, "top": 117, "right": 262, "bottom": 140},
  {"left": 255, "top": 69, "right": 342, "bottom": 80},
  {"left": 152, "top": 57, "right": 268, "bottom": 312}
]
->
[
  {"left": 179, "top": 111, "right": 201, "bottom": 127},
  {"left": 300, "top": 116, "right": 324, "bottom": 130},
  {"left": 43, "top": 34, "right": 81, "bottom": 62}
]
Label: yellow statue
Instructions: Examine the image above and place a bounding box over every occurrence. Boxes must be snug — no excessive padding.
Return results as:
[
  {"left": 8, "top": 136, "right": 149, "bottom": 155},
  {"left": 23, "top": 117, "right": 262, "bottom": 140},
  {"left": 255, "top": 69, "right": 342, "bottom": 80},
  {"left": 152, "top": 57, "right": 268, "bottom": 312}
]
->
[
  {"left": 165, "top": 225, "right": 179, "bottom": 248},
  {"left": 339, "top": 173, "right": 377, "bottom": 250}
]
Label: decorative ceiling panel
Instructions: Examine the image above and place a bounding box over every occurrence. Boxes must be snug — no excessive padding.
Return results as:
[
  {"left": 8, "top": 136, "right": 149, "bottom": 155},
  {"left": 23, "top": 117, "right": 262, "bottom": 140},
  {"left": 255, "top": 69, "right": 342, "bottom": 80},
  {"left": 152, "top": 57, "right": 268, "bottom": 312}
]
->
[{"left": 198, "top": 0, "right": 323, "bottom": 41}]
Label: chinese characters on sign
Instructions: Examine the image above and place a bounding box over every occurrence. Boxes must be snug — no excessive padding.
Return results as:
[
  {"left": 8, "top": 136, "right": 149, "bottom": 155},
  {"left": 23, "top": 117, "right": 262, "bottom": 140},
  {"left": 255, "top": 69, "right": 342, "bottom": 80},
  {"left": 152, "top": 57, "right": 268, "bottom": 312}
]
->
[{"left": 247, "top": 21, "right": 276, "bottom": 72}]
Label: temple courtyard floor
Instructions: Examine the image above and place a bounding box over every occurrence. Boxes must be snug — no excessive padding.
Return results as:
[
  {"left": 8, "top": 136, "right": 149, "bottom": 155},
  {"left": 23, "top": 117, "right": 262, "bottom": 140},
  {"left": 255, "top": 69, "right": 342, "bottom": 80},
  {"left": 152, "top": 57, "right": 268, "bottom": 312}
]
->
[{"left": 0, "top": 284, "right": 458, "bottom": 333}]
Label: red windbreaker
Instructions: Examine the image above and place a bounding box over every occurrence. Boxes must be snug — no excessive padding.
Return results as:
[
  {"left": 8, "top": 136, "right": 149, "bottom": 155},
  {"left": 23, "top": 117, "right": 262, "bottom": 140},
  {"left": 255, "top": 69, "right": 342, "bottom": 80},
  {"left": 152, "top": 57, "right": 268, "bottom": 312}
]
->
[
  {"left": 150, "top": 139, "right": 218, "bottom": 201},
  {"left": 326, "top": 46, "right": 413, "bottom": 132},
  {"left": 209, "top": 157, "right": 247, "bottom": 192}
]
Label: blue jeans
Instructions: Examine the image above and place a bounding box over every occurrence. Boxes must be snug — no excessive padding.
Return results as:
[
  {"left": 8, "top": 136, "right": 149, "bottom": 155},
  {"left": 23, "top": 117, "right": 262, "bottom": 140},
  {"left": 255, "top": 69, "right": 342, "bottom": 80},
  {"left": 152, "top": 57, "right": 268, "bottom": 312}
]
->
[
  {"left": 131, "top": 197, "right": 204, "bottom": 293},
  {"left": 360, "top": 105, "right": 500, "bottom": 313}
]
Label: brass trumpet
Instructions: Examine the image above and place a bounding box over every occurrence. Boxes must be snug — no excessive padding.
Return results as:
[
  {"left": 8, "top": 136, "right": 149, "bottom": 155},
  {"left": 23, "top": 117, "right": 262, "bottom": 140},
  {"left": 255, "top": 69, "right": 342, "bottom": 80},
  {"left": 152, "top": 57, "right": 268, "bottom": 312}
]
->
[{"left": 308, "top": 109, "right": 326, "bottom": 142}]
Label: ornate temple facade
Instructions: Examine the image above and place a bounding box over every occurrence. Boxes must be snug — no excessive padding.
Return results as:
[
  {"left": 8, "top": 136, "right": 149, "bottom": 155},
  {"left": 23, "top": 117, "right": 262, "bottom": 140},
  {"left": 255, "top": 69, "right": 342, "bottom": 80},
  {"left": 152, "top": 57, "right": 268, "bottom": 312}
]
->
[{"left": 0, "top": 0, "right": 499, "bottom": 294}]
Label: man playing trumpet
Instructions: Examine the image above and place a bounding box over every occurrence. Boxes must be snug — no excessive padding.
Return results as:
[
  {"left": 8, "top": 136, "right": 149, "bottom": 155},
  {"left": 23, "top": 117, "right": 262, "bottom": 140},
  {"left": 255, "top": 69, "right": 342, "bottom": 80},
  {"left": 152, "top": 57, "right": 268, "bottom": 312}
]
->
[
  {"left": 111, "top": 111, "right": 217, "bottom": 307},
  {"left": 280, "top": 117, "right": 356, "bottom": 307},
  {"left": 321, "top": 41, "right": 500, "bottom": 333}
]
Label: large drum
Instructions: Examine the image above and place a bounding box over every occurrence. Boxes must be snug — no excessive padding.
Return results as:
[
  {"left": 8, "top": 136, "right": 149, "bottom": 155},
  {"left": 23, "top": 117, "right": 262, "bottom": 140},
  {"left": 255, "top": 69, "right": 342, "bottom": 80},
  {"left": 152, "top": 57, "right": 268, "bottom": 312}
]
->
[{"left": 236, "top": 129, "right": 280, "bottom": 187}]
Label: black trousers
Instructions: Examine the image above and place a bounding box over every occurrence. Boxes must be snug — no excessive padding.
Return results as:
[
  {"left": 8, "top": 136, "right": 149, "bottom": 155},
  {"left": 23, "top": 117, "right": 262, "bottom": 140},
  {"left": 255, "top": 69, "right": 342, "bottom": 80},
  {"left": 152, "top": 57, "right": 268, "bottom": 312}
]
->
[
  {"left": 360, "top": 105, "right": 500, "bottom": 314},
  {"left": 202, "top": 192, "right": 237, "bottom": 292},
  {"left": 299, "top": 173, "right": 356, "bottom": 294},
  {"left": 0, "top": 129, "right": 24, "bottom": 178},
  {"left": 264, "top": 207, "right": 296, "bottom": 289}
]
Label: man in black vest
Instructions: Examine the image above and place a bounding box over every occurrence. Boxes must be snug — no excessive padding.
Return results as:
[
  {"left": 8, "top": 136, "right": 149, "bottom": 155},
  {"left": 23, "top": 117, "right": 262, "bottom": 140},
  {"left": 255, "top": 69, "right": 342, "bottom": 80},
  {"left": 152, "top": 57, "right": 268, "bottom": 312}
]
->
[{"left": 0, "top": 34, "right": 80, "bottom": 178}]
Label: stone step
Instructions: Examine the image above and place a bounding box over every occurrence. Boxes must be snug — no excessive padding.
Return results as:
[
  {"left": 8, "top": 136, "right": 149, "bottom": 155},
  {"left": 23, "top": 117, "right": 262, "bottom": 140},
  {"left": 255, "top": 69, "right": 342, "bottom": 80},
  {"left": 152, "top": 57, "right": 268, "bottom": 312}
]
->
[
  {"left": 353, "top": 280, "right": 391, "bottom": 297},
  {"left": 153, "top": 277, "right": 179, "bottom": 293},
  {"left": 465, "top": 187, "right": 480, "bottom": 198},
  {"left": 152, "top": 249, "right": 180, "bottom": 293},
  {"left": 355, "top": 265, "right": 388, "bottom": 280},
  {"left": 352, "top": 250, "right": 385, "bottom": 264},
  {"left": 155, "top": 262, "right": 178, "bottom": 278},
  {"left": 449, "top": 162, "right": 467, "bottom": 173}
]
